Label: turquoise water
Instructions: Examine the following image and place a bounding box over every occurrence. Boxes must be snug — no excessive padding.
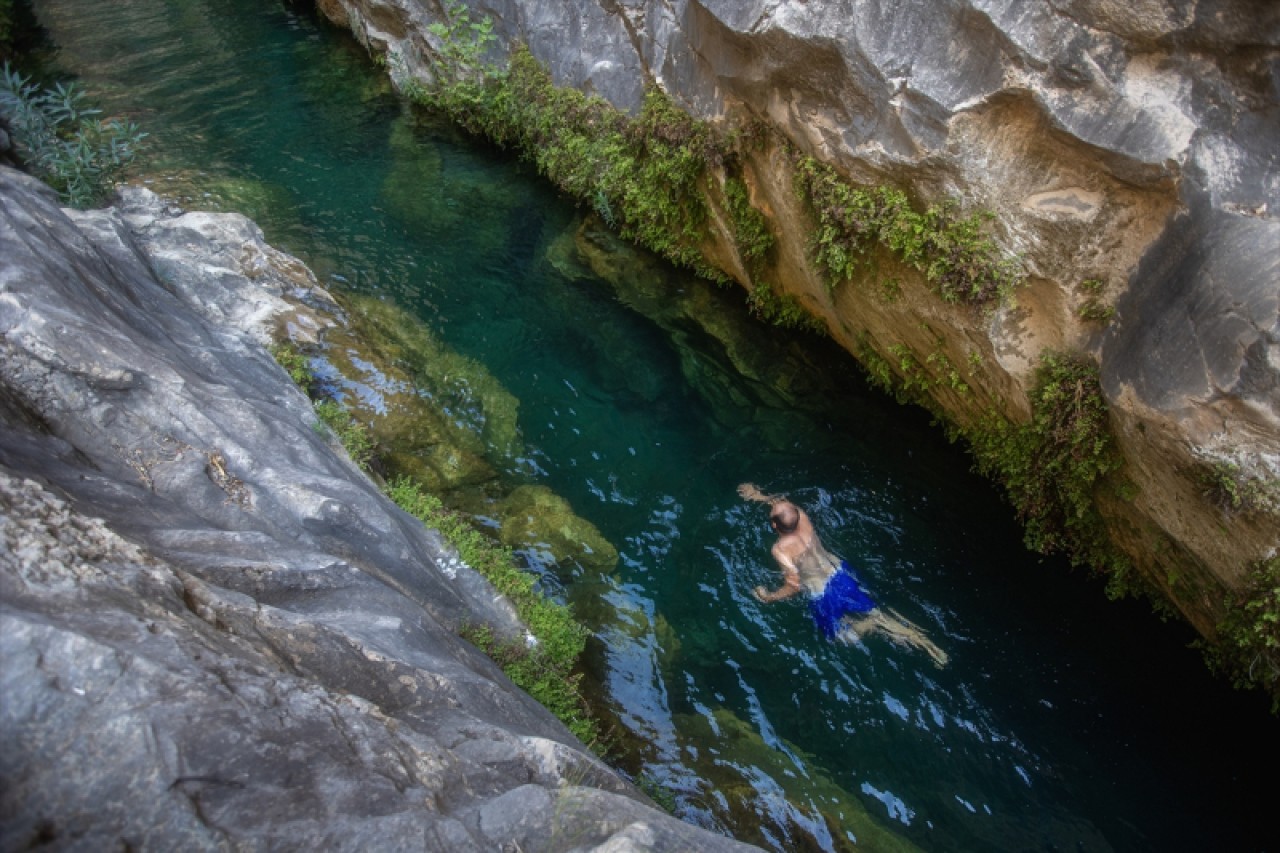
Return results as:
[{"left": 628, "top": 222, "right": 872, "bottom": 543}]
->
[{"left": 23, "top": 0, "right": 1278, "bottom": 849}]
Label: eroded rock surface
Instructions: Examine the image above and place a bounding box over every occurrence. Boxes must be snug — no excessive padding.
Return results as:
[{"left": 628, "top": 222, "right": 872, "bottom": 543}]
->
[{"left": 0, "top": 167, "right": 755, "bottom": 851}]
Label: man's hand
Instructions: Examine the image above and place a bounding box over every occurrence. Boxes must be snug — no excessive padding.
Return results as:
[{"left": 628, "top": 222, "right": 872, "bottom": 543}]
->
[
  {"left": 738, "top": 483, "right": 768, "bottom": 503},
  {"left": 753, "top": 585, "right": 770, "bottom": 602}
]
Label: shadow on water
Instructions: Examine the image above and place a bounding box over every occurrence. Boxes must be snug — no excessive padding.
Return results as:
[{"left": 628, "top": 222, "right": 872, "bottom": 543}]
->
[{"left": 26, "top": 0, "right": 1280, "bottom": 849}]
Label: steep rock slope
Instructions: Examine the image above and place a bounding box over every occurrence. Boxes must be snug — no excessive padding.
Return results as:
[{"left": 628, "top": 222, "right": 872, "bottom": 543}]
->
[
  {"left": 0, "top": 167, "right": 756, "bottom": 852},
  {"left": 320, "top": 0, "right": 1279, "bottom": 646}
]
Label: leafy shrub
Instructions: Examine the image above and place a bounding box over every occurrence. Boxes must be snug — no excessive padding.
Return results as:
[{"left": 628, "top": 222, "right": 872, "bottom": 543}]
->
[
  {"left": 0, "top": 62, "right": 145, "bottom": 207},
  {"left": 1208, "top": 556, "right": 1280, "bottom": 711},
  {"left": 268, "top": 341, "right": 314, "bottom": 390}
]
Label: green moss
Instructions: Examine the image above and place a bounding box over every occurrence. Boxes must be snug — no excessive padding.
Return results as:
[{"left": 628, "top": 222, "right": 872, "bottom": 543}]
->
[
  {"left": 791, "top": 154, "right": 1021, "bottom": 306},
  {"left": 386, "top": 477, "right": 602, "bottom": 743}
]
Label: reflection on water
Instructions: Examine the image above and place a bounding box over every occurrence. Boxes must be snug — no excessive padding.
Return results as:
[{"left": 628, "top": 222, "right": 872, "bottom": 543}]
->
[{"left": 27, "top": 0, "right": 1279, "bottom": 849}]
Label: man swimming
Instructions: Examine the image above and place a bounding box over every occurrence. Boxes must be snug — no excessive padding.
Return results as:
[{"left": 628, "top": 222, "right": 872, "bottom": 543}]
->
[{"left": 739, "top": 483, "right": 948, "bottom": 667}]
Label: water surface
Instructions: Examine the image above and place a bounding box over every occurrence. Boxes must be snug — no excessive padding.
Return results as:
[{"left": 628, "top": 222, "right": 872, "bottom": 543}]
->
[{"left": 26, "top": 1, "right": 1278, "bottom": 849}]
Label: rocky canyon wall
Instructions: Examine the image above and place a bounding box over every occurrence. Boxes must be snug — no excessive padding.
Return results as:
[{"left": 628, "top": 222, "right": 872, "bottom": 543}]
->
[
  {"left": 318, "top": 0, "right": 1280, "bottom": 647},
  {"left": 0, "top": 167, "right": 756, "bottom": 851}
]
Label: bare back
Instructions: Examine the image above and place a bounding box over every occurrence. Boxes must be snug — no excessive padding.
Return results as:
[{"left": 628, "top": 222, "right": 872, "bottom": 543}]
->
[{"left": 771, "top": 510, "right": 842, "bottom": 595}]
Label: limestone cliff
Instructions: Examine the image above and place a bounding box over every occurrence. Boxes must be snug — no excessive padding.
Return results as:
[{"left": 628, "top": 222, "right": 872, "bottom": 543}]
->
[
  {"left": 318, "top": 0, "right": 1279, "bottom": 652},
  {"left": 0, "top": 167, "right": 756, "bottom": 851}
]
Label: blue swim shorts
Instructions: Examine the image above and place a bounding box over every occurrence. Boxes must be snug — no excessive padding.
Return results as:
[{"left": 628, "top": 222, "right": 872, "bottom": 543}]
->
[{"left": 809, "top": 561, "right": 877, "bottom": 638}]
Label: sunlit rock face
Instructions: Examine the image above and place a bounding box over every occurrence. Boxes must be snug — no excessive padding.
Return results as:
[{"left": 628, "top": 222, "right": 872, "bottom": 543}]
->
[
  {"left": 324, "top": 0, "right": 1278, "bottom": 634},
  {"left": 0, "top": 168, "right": 756, "bottom": 852}
]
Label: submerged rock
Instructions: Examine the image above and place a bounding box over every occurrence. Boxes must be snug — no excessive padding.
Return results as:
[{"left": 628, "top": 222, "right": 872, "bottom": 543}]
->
[{"left": 0, "top": 167, "right": 754, "bottom": 851}]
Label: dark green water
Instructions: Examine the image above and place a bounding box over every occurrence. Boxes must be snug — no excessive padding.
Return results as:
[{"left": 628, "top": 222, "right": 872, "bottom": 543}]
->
[{"left": 23, "top": 0, "right": 1278, "bottom": 849}]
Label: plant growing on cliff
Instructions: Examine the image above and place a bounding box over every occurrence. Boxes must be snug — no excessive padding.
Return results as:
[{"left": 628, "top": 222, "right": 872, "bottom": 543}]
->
[
  {"left": 1206, "top": 556, "right": 1280, "bottom": 711},
  {"left": 745, "top": 280, "right": 823, "bottom": 333},
  {"left": 1198, "top": 460, "right": 1280, "bottom": 517},
  {"left": 268, "top": 340, "right": 315, "bottom": 390},
  {"left": 0, "top": 62, "right": 146, "bottom": 207},
  {"left": 385, "top": 477, "right": 602, "bottom": 744},
  {"left": 792, "top": 154, "right": 1020, "bottom": 306},
  {"left": 313, "top": 398, "right": 375, "bottom": 472},
  {"left": 967, "top": 353, "right": 1121, "bottom": 565},
  {"left": 1075, "top": 278, "right": 1115, "bottom": 325},
  {"left": 723, "top": 175, "right": 774, "bottom": 275},
  {"left": 419, "top": 2, "right": 501, "bottom": 125},
  {"left": 401, "top": 7, "right": 727, "bottom": 281}
]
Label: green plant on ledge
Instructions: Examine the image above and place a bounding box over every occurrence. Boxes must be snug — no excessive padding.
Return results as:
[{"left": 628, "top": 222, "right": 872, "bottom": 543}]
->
[
  {"left": 1076, "top": 278, "right": 1115, "bottom": 325},
  {"left": 402, "top": 6, "right": 727, "bottom": 282},
  {"left": 1198, "top": 459, "right": 1280, "bottom": 517},
  {"left": 386, "top": 477, "right": 602, "bottom": 745},
  {"left": 1206, "top": 556, "right": 1280, "bottom": 711},
  {"left": 791, "top": 153, "right": 1021, "bottom": 307},
  {"left": 1, "top": 62, "right": 146, "bottom": 207},
  {"left": 270, "top": 340, "right": 604, "bottom": 745},
  {"left": 967, "top": 352, "right": 1122, "bottom": 566}
]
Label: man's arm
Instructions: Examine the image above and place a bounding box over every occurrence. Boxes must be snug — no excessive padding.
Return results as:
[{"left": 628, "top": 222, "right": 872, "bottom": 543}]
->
[
  {"left": 753, "top": 549, "right": 802, "bottom": 603},
  {"left": 738, "top": 482, "right": 783, "bottom": 505}
]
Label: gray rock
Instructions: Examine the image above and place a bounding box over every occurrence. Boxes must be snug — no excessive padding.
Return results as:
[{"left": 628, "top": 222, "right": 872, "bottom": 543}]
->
[{"left": 0, "top": 166, "right": 756, "bottom": 851}]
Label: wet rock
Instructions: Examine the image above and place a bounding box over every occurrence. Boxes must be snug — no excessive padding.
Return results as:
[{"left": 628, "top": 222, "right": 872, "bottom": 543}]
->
[
  {"left": 0, "top": 166, "right": 756, "bottom": 852},
  {"left": 496, "top": 484, "right": 620, "bottom": 576}
]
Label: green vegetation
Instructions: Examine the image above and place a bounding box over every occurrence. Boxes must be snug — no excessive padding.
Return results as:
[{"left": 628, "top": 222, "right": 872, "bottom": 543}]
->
[
  {"left": 966, "top": 353, "right": 1123, "bottom": 567},
  {"left": 791, "top": 154, "right": 1021, "bottom": 306},
  {"left": 0, "top": 62, "right": 146, "bottom": 207},
  {"left": 269, "top": 338, "right": 602, "bottom": 745},
  {"left": 633, "top": 774, "right": 678, "bottom": 814},
  {"left": 385, "top": 477, "right": 601, "bottom": 744},
  {"left": 745, "top": 280, "right": 823, "bottom": 332},
  {"left": 1199, "top": 459, "right": 1280, "bottom": 517},
  {"left": 313, "top": 398, "right": 375, "bottom": 472},
  {"left": 1207, "top": 556, "right": 1280, "bottom": 711},
  {"left": 723, "top": 175, "right": 774, "bottom": 274},
  {"left": 401, "top": 5, "right": 726, "bottom": 281},
  {"left": 268, "top": 340, "right": 314, "bottom": 389},
  {"left": 1076, "top": 278, "right": 1115, "bottom": 325}
]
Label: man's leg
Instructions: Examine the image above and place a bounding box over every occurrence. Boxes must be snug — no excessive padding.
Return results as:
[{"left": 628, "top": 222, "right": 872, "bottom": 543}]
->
[{"left": 839, "top": 609, "right": 948, "bottom": 667}]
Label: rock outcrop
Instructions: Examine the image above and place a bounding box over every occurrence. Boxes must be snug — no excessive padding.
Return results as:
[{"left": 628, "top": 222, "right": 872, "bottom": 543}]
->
[
  {"left": 320, "top": 0, "right": 1279, "bottom": 640},
  {"left": 0, "top": 167, "right": 755, "bottom": 851}
]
